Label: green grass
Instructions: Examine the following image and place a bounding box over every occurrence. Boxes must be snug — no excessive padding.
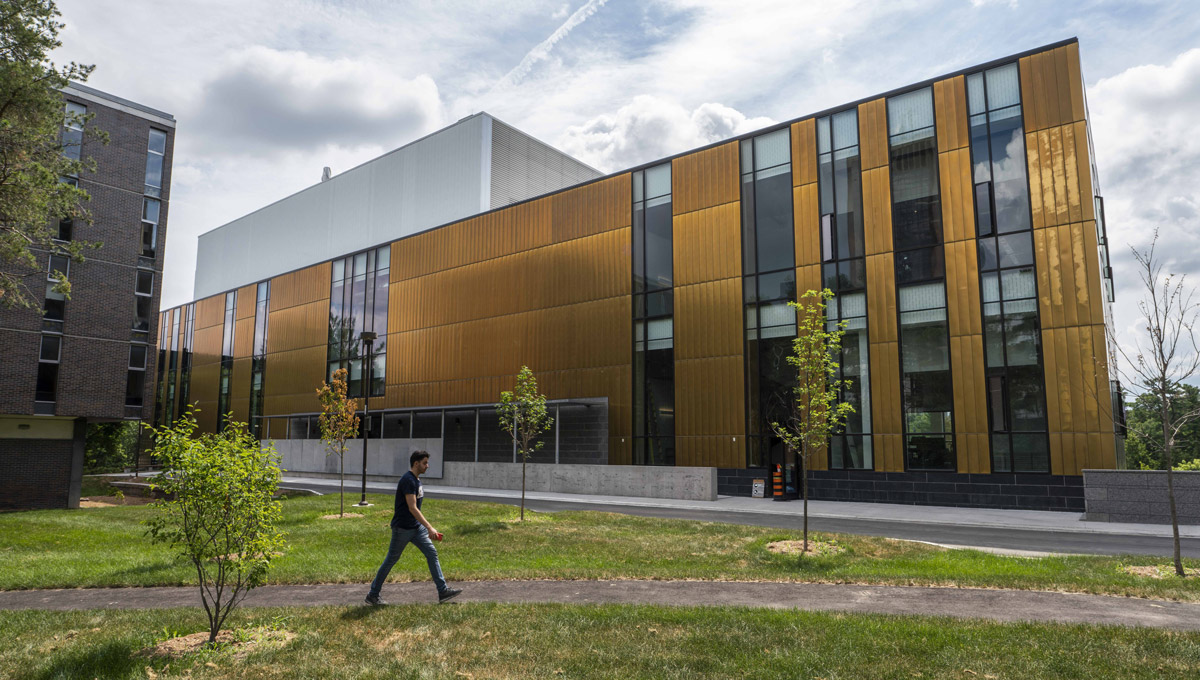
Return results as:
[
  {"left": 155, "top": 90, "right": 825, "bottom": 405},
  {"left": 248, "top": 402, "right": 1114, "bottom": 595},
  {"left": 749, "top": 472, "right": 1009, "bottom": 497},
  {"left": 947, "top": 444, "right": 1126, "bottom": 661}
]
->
[
  {"left": 3, "top": 494, "right": 1199, "bottom": 600},
  {"left": 1, "top": 604, "right": 1198, "bottom": 679}
]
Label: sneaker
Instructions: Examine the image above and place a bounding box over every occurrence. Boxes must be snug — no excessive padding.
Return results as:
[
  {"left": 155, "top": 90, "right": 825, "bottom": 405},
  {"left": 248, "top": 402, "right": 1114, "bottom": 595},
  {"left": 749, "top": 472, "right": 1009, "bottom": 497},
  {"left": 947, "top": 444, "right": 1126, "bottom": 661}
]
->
[
  {"left": 438, "top": 587, "right": 463, "bottom": 604},
  {"left": 364, "top": 594, "right": 386, "bottom": 606}
]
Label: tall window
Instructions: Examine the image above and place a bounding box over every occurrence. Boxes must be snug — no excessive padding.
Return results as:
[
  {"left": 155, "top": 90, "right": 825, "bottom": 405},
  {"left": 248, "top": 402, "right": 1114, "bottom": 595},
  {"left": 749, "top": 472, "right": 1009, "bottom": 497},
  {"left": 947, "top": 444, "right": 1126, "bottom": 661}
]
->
[
  {"left": 740, "top": 129, "right": 795, "bottom": 469},
  {"left": 217, "top": 291, "right": 236, "bottom": 430},
  {"left": 126, "top": 344, "right": 148, "bottom": 407},
  {"left": 62, "top": 102, "right": 85, "bottom": 162},
  {"left": 968, "top": 63, "right": 1050, "bottom": 472},
  {"left": 42, "top": 254, "right": 69, "bottom": 334},
  {"left": 817, "top": 110, "right": 872, "bottom": 469},
  {"left": 165, "top": 307, "right": 181, "bottom": 423},
  {"left": 142, "top": 197, "right": 159, "bottom": 257},
  {"left": 249, "top": 282, "right": 270, "bottom": 438},
  {"left": 154, "top": 311, "right": 170, "bottom": 426},
  {"left": 178, "top": 304, "right": 195, "bottom": 415},
  {"left": 133, "top": 268, "right": 154, "bottom": 338},
  {"left": 888, "top": 87, "right": 955, "bottom": 470},
  {"left": 632, "top": 163, "right": 675, "bottom": 465},
  {"left": 145, "top": 129, "right": 166, "bottom": 197},
  {"left": 36, "top": 334, "right": 61, "bottom": 409},
  {"left": 327, "top": 246, "right": 389, "bottom": 398}
]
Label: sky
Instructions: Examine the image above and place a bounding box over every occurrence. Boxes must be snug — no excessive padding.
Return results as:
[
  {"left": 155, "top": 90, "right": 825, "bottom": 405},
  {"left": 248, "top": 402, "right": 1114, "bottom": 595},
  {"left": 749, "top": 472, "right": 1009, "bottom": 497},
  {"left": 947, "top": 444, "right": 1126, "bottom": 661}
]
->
[{"left": 51, "top": 0, "right": 1200, "bottom": 382}]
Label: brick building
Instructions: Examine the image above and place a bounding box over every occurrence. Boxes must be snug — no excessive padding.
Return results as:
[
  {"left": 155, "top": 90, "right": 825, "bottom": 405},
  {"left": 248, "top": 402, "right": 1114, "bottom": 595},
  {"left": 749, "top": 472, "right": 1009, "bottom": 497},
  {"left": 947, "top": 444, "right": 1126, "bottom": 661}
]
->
[{"left": 0, "top": 83, "right": 175, "bottom": 510}]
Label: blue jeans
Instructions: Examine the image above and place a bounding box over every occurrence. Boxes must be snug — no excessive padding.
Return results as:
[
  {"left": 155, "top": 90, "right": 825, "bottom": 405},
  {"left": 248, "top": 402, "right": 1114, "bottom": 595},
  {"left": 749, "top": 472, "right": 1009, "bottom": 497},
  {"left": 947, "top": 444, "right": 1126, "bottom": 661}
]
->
[{"left": 368, "top": 525, "right": 448, "bottom": 597}]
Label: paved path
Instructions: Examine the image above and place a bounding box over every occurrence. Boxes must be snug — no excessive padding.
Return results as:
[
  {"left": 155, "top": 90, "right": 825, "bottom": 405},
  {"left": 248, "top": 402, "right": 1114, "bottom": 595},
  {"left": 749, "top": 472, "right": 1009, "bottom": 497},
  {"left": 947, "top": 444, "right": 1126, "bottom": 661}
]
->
[{"left": 3, "top": 581, "right": 1199, "bottom": 631}]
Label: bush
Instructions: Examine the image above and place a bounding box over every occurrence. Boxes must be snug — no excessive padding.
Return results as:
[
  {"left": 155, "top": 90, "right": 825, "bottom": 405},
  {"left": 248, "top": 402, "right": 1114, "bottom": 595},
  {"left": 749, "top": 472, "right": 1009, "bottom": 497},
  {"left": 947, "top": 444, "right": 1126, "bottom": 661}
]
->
[
  {"left": 144, "top": 411, "right": 287, "bottom": 646},
  {"left": 84, "top": 421, "right": 140, "bottom": 473}
]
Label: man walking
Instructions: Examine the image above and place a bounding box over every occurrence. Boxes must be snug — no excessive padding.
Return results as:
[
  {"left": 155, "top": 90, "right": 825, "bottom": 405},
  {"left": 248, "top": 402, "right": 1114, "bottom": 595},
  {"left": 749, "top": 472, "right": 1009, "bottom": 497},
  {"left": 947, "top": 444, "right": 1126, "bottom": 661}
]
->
[{"left": 365, "top": 450, "right": 462, "bottom": 605}]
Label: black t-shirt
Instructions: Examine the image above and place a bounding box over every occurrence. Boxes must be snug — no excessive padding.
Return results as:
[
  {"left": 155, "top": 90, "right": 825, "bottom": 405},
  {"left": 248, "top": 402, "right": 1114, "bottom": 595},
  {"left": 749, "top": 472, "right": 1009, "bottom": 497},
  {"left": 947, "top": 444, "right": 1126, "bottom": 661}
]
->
[{"left": 391, "top": 471, "right": 423, "bottom": 529}]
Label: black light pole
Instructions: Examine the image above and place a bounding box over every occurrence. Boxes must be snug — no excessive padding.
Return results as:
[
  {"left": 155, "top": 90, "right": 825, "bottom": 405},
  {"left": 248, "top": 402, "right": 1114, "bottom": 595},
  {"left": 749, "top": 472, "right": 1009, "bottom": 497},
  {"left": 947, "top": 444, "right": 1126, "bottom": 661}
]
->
[{"left": 356, "top": 331, "right": 377, "bottom": 507}]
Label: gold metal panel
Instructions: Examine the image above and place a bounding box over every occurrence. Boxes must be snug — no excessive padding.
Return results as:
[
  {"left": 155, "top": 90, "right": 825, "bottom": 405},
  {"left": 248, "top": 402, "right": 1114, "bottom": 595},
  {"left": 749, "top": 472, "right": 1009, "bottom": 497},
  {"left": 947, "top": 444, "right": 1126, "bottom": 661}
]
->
[
  {"left": 796, "top": 265, "right": 821, "bottom": 300},
  {"left": 263, "top": 345, "right": 327, "bottom": 414},
  {"left": 388, "top": 228, "right": 630, "bottom": 333},
  {"left": 195, "top": 295, "right": 224, "bottom": 331},
  {"left": 675, "top": 355, "right": 744, "bottom": 438},
  {"left": 235, "top": 284, "right": 256, "bottom": 320},
  {"left": 1066, "top": 43, "right": 1086, "bottom": 125},
  {"left": 189, "top": 361, "right": 219, "bottom": 433},
  {"left": 791, "top": 119, "right": 818, "bottom": 187},
  {"left": 672, "top": 142, "right": 738, "bottom": 215},
  {"left": 793, "top": 183, "right": 820, "bottom": 270},
  {"left": 674, "top": 203, "right": 741, "bottom": 286},
  {"left": 858, "top": 98, "right": 889, "bottom": 171},
  {"left": 676, "top": 437, "right": 743, "bottom": 469},
  {"left": 233, "top": 317, "right": 254, "bottom": 359},
  {"left": 267, "top": 300, "right": 328, "bottom": 354},
  {"left": 1019, "top": 56, "right": 1040, "bottom": 134},
  {"left": 674, "top": 278, "right": 742, "bottom": 361},
  {"left": 270, "top": 261, "right": 331, "bottom": 311},
  {"left": 866, "top": 253, "right": 897, "bottom": 344},
  {"left": 934, "top": 76, "right": 969, "bottom": 153},
  {"left": 938, "top": 148, "right": 974, "bottom": 245},
  {"left": 861, "top": 168, "right": 893, "bottom": 255}
]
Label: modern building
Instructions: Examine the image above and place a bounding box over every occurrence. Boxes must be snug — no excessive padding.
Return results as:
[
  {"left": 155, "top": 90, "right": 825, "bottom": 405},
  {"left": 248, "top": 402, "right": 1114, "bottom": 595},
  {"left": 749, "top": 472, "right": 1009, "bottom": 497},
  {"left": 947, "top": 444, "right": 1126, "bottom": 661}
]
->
[
  {"left": 161, "top": 39, "right": 1121, "bottom": 511},
  {"left": 1, "top": 84, "right": 175, "bottom": 510}
]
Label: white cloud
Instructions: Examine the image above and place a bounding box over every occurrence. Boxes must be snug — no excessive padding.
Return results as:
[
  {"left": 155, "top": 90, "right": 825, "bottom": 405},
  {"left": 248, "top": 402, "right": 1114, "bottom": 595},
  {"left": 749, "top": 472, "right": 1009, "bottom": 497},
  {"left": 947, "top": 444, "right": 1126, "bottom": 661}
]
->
[
  {"left": 188, "top": 46, "right": 446, "bottom": 157},
  {"left": 556, "top": 95, "right": 774, "bottom": 172},
  {"left": 1087, "top": 48, "right": 1200, "bottom": 360}
]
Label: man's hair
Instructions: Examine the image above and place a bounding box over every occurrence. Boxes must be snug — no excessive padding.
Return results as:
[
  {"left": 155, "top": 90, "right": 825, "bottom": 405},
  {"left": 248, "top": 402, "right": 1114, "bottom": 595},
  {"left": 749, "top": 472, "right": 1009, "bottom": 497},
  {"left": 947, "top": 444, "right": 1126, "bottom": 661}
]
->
[{"left": 410, "top": 450, "right": 431, "bottom": 467}]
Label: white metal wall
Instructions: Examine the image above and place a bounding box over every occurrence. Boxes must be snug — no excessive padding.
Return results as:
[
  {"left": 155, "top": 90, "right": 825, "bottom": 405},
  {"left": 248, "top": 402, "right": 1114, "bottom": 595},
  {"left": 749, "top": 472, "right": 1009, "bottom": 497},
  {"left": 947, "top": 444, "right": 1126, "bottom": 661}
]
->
[{"left": 194, "top": 115, "right": 490, "bottom": 298}]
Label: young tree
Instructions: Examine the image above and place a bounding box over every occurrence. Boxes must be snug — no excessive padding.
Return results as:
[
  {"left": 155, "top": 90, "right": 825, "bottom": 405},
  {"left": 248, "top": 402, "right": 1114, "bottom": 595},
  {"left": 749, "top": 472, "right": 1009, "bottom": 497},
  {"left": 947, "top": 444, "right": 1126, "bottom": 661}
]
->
[
  {"left": 497, "top": 365, "right": 554, "bottom": 521},
  {"left": 316, "top": 368, "right": 359, "bottom": 517},
  {"left": 1109, "top": 230, "right": 1199, "bottom": 577},
  {"left": 0, "top": 0, "right": 105, "bottom": 309},
  {"left": 771, "top": 289, "right": 855, "bottom": 555},
  {"left": 144, "top": 411, "right": 286, "bottom": 646}
]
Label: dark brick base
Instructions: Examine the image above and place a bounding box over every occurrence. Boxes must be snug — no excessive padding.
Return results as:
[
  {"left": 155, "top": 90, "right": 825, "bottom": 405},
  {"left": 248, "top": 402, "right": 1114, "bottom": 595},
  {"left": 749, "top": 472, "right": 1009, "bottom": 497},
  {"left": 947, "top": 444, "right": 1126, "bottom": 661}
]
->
[
  {"left": 718, "top": 468, "right": 1084, "bottom": 512},
  {"left": 0, "top": 435, "right": 79, "bottom": 511}
]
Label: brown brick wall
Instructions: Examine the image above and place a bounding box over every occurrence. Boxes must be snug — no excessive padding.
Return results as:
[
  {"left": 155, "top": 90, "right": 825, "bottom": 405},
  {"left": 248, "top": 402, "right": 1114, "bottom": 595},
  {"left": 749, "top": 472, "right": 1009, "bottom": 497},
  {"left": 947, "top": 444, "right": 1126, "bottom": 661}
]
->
[{"left": 0, "top": 437, "right": 75, "bottom": 511}]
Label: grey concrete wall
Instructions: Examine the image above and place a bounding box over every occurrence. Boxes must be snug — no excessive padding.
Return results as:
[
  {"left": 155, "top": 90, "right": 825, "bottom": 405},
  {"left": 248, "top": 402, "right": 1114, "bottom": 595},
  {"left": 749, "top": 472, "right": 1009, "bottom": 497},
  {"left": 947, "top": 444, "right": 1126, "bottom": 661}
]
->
[
  {"left": 440, "top": 461, "right": 716, "bottom": 501},
  {"left": 268, "top": 439, "right": 444, "bottom": 480},
  {"left": 1084, "top": 469, "right": 1200, "bottom": 524}
]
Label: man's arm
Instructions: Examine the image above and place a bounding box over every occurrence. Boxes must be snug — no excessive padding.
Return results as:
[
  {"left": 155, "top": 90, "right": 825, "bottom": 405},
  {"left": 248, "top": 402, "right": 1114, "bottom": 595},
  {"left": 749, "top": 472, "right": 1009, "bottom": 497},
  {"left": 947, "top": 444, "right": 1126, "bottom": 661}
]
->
[{"left": 405, "top": 493, "right": 438, "bottom": 536}]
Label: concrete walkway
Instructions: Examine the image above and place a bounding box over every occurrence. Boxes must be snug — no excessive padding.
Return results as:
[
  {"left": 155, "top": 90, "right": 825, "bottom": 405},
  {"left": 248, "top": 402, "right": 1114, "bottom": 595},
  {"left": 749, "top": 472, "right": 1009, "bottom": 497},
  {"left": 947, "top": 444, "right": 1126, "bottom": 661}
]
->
[{"left": 3, "top": 580, "right": 1199, "bottom": 631}]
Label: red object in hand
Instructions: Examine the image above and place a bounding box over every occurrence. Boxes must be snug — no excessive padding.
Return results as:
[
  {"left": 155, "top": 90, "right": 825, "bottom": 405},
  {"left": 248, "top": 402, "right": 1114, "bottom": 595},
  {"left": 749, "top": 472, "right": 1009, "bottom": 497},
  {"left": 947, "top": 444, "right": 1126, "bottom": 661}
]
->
[{"left": 434, "top": 532, "right": 444, "bottom": 541}]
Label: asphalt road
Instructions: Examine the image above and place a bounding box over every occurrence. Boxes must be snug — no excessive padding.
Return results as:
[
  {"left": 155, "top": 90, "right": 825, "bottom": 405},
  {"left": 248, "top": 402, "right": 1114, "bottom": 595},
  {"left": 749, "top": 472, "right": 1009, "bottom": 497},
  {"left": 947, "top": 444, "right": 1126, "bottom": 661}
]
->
[{"left": 283, "top": 479, "right": 1200, "bottom": 559}]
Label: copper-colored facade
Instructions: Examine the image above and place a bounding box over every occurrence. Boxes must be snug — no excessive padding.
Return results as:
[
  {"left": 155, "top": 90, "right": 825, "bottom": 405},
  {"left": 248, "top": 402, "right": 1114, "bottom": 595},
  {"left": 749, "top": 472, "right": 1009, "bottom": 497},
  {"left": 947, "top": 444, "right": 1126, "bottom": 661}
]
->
[{"left": 160, "top": 40, "right": 1118, "bottom": 503}]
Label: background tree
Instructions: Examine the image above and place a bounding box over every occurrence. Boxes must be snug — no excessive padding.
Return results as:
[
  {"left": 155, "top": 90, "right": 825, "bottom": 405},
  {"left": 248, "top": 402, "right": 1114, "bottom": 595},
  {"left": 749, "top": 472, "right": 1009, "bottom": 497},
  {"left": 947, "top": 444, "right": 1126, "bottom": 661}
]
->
[
  {"left": 771, "top": 289, "right": 855, "bottom": 555},
  {"left": 1124, "top": 385, "right": 1200, "bottom": 470},
  {"left": 0, "top": 0, "right": 104, "bottom": 308},
  {"left": 316, "top": 368, "right": 359, "bottom": 517},
  {"left": 144, "top": 411, "right": 286, "bottom": 646},
  {"left": 1110, "top": 230, "right": 1199, "bottom": 577},
  {"left": 497, "top": 365, "right": 554, "bottom": 521},
  {"left": 83, "top": 420, "right": 139, "bottom": 473}
]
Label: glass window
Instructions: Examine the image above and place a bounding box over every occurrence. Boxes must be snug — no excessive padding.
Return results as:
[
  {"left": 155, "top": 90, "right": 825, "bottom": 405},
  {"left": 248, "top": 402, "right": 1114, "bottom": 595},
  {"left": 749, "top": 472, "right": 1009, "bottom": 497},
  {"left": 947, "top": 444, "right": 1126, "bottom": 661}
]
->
[
  {"left": 40, "top": 335, "right": 61, "bottom": 362},
  {"left": 48, "top": 255, "right": 69, "bottom": 281},
  {"left": 136, "top": 270, "right": 154, "bottom": 296},
  {"left": 62, "top": 102, "right": 85, "bottom": 163},
  {"left": 412, "top": 411, "right": 442, "bottom": 439}
]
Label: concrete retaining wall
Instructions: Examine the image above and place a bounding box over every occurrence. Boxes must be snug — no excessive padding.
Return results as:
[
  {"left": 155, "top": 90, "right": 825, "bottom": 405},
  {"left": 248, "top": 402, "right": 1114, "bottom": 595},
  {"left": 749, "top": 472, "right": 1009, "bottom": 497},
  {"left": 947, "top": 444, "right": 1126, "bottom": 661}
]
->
[
  {"left": 268, "top": 439, "right": 444, "bottom": 479},
  {"left": 1084, "top": 469, "right": 1200, "bottom": 524},
  {"left": 439, "top": 461, "right": 717, "bottom": 501}
]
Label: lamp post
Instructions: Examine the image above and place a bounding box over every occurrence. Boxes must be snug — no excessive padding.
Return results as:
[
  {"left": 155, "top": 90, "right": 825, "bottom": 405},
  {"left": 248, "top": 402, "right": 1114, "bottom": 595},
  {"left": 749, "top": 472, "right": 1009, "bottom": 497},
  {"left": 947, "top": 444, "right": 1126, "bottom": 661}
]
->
[{"left": 355, "top": 331, "right": 377, "bottom": 507}]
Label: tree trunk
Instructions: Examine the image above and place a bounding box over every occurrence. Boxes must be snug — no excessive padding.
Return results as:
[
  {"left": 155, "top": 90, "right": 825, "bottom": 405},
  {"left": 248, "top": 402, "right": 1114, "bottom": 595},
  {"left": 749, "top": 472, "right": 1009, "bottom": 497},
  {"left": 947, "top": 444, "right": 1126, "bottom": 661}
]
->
[
  {"left": 520, "top": 451, "right": 526, "bottom": 522},
  {"left": 340, "top": 447, "right": 345, "bottom": 517},
  {"left": 801, "top": 445, "right": 809, "bottom": 556},
  {"left": 1161, "top": 393, "right": 1184, "bottom": 576}
]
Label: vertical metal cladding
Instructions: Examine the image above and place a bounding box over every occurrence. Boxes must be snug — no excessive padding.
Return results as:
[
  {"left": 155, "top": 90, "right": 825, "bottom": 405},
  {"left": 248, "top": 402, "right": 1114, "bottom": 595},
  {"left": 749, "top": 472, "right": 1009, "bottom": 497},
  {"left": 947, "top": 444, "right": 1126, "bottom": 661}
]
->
[
  {"left": 1020, "top": 43, "right": 1114, "bottom": 474},
  {"left": 671, "top": 142, "right": 745, "bottom": 468},
  {"left": 935, "top": 75, "right": 990, "bottom": 473},
  {"left": 385, "top": 174, "right": 632, "bottom": 463},
  {"left": 189, "top": 294, "right": 225, "bottom": 433},
  {"left": 858, "top": 97, "right": 904, "bottom": 472},
  {"left": 789, "top": 118, "right": 826, "bottom": 470},
  {"left": 263, "top": 261, "right": 331, "bottom": 417}
]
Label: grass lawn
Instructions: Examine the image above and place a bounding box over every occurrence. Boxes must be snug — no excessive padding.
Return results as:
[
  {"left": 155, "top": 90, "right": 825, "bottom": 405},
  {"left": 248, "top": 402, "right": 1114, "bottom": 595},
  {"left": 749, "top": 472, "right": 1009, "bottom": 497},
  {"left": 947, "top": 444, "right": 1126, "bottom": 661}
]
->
[
  {"left": 2, "top": 493, "right": 1198, "bottom": 600},
  {"left": 1, "top": 604, "right": 1198, "bottom": 679}
]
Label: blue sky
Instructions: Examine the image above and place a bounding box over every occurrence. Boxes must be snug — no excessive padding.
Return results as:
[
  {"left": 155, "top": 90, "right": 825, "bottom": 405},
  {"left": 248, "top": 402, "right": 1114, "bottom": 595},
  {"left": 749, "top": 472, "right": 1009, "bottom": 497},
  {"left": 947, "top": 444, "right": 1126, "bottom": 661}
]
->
[{"left": 53, "top": 0, "right": 1200, "bottom": 377}]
